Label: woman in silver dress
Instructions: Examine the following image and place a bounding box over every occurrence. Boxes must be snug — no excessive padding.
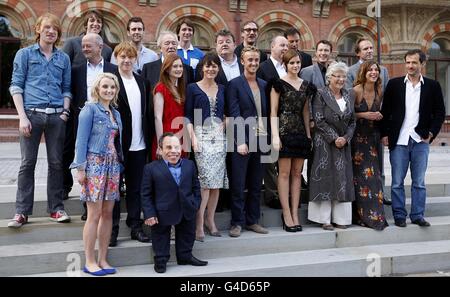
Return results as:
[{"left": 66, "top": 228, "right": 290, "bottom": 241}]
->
[{"left": 185, "top": 53, "right": 228, "bottom": 241}]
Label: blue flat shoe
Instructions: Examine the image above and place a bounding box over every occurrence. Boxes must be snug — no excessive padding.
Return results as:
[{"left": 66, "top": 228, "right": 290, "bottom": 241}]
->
[
  {"left": 83, "top": 266, "right": 107, "bottom": 276},
  {"left": 102, "top": 267, "right": 117, "bottom": 274}
]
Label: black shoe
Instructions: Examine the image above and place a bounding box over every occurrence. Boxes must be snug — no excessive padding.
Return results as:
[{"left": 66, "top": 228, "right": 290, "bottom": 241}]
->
[
  {"left": 131, "top": 231, "right": 150, "bottom": 243},
  {"left": 154, "top": 263, "right": 166, "bottom": 273},
  {"left": 411, "top": 219, "right": 431, "bottom": 227},
  {"left": 296, "top": 225, "right": 303, "bottom": 232},
  {"left": 109, "top": 235, "right": 118, "bottom": 247},
  {"left": 394, "top": 220, "right": 407, "bottom": 227},
  {"left": 266, "top": 199, "right": 282, "bottom": 209},
  {"left": 281, "top": 214, "right": 297, "bottom": 232},
  {"left": 383, "top": 198, "right": 392, "bottom": 206},
  {"left": 177, "top": 256, "right": 208, "bottom": 266}
]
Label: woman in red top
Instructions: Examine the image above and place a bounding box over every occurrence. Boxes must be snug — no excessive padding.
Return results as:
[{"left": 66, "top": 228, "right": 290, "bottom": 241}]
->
[{"left": 152, "top": 53, "right": 187, "bottom": 159}]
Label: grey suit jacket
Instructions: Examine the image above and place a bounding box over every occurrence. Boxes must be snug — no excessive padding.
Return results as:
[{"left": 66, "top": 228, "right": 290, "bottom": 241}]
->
[
  {"left": 300, "top": 64, "right": 326, "bottom": 89},
  {"left": 345, "top": 62, "right": 389, "bottom": 92},
  {"left": 62, "top": 36, "right": 112, "bottom": 68}
]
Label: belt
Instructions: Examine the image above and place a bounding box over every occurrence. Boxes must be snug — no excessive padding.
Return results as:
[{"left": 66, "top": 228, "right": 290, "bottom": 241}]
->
[{"left": 28, "top": 107, "right": 63, "bottom": 114}]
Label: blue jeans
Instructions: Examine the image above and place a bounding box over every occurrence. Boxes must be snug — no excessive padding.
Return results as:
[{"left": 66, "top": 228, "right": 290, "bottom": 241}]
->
[
  {"left": 16, "top": 110, "right": 66, "bottom": 215},
  {"left": 389, "top": 137, "right": 429, "bottom": 222}
]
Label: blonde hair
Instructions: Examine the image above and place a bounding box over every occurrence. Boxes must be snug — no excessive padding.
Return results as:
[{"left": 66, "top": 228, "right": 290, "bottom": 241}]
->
[
  {"left": 90, "top": 73, "right": 120, "bottom": 107},
  {"left": 35, "top": 13, "right": 62, "bottom": 45}
]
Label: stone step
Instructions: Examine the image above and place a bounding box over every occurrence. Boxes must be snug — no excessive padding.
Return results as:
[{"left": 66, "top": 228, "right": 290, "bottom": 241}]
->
[
  {"left": 28, "top": 239, "right": 450, "bottom": 277},
  {"left": 2, "top": 215, "right": 450, "bottom": 276}
]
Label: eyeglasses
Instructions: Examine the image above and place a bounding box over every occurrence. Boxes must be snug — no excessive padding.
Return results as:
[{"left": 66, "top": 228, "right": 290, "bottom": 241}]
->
[
  {"left": 243, "top": 28, "right": 258, "bottom": 33},
  {"left": 331, "top": 74, "right": 346, "bottom": 80}
]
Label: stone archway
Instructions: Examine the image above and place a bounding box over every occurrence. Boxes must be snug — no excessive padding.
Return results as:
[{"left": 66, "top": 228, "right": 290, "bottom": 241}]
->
[
  {"left": 0, "top": 0, "right": 37, "bottom": 43},
  {"left": 328, "top": 16, "right": 390, "bottom": 54},
  {"left": 254, "top": 10, "right": 314, "bottom": 51},
  {"left": 60, "top": 0, "right": 132, "bottom": 42},
  {"left": 421, "top": 22, "right": 450, "bottom": 52},
  {"left": 157, "top": 4, "right": 228, "bottom": 50}
]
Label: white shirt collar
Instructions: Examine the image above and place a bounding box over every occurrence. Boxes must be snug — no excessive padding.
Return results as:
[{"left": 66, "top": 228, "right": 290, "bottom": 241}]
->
[
  {"left": 87, "top": 58, "right": 104, "bottom": 68},
  {"left": 270, "top": 56, "right": 284, "bottom": 69},
  {"left": 177, "top": 44, "right": 194, "bottom": 51},
  {"left": 219, "top": 54, "right": 238, "bottom": 66},
  {"left": 404, "top": 74, "right": 424, "bottom": 84}
]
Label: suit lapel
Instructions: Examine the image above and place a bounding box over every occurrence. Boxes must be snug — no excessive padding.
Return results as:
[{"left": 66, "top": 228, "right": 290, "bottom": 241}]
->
[
  {"left": 419, "top": 78, "right": 427, "bottom": 112},
  {"left": 268, "top": 59, "right": 280, "bottom": 79},
  {"left": 157, "top": 160, "right": 178, "bottom": 187},
  {"left": 257, "top": 79, "right": 267, "bottom": 116},
  {"left": 313, "top": 64, "right": 324, "bottom": 87},
  {"left": 400, "top": 78, "right": 407, "bottom": 117},
  {"left": 321, "top": 88, "right": 343, "bottom": 116},
  {"left": 81, "top": 64, "right": 88, "bottom": 102},
  {"left": 134, "top": 73, "right": 146, "bottom": 116},
  {"left": 241, "top": 76, "right": 257, "bottom": 110},
  {"left": 117, "top": 75, "right": 131, "bottom": 109}
]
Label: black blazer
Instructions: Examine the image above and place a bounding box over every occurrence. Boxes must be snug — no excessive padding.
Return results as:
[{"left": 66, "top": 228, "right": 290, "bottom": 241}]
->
[
  {"left": 299, "top": 50, "right": 313, "bottom": 70},
  {"left": 380, "top": 76, "right": 445, "bottom": 150},
  {"left": 71, "top": 61, "right": 117, "bottom": 114},
  {"left": 116, "top": 72, "right": 153, "bottom": 160},
  {"left": 141, "top": 159, "right": 201, "bottom": 226},
  {"left": 226, "top": 74, "right": 269, "bottom": 147},
  {"left": 256, "top": 59, "right": 280, "bottom": 83},
  {"left": 141, "top": 58, "right": 195, "bottom": 91}
]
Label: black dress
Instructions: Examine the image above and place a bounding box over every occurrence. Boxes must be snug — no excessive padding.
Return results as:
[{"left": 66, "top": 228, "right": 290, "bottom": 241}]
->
[
  {"left": 272, "top": 78, "right": 315, "bottom": 159},
  {"left": 351, "top": 97, "right": 388, "bottom": 230}
]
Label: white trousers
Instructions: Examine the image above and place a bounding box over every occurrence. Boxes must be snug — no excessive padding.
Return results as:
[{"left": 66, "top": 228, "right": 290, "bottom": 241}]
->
[{"left": 307, "top": 200, "right": 352, "bottom": 225}]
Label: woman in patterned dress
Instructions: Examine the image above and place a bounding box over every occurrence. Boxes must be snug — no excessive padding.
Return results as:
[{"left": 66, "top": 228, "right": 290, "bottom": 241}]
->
[
  {"left": 351, "top": 61, "right": 388, "bottom": 230},
  {"left": 71, "top": 73, "right": 123, "bottom": 275},
  {"left": 270, "top": 49, "right": 315, "bottom": 232},
  {"left": 152, "top": 53, "right": 187, "bottom": 160},
  {"left": 185, "top": 53, "right": 228, "bottom": 241}
]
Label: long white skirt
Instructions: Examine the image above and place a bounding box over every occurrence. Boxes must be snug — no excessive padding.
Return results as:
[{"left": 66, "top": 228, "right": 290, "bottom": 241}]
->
[{"left": 307, "top": 200, "right": 352, "bottom": 225}]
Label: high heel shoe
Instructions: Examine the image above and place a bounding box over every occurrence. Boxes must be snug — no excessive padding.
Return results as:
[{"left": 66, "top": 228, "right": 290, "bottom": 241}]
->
[
  {"left": 295, "top": 225, "right": 302, "bottom": 232},
  {"left": 204, "top": 224, "right": 222, "bottom": 237},
  {"left": 281, "top": 214, "right": 297, "bottom": 232}
]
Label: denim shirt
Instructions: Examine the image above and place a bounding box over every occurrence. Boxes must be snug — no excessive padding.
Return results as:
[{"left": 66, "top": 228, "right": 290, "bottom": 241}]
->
[
  {"left": 71, "top": 103, "right": 123, "bottom": 170},
  {"left": 9, "top": 43, "right": 72, "bottom": 109}
]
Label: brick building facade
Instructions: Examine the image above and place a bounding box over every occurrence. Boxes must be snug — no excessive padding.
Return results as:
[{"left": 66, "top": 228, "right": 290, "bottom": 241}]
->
[{"left": 0, "top": 0, "right": 449, "bottom": 115}]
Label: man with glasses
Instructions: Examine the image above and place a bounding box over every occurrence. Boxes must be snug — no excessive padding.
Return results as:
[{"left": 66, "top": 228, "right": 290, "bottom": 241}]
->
[{"left": 235, "top": 21, "right": 268, "bottom": 66}]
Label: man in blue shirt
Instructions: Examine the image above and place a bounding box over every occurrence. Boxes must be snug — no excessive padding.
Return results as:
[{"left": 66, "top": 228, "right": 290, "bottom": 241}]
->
[
  {"left": 176, "top": 18, "right": 204, "bottom": 72},
  {"left": 8, "top": 13, "right": 72, "bottom": 228}
]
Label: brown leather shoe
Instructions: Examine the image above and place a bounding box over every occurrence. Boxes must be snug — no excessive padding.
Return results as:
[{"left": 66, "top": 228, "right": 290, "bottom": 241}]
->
[
  {"left": 245, "top": 224, "right": 269, "bottom": 234},
  {"left": 322, "top": 224, "right": 334, "bottom": 231},
  {"left": 229, "top": 225, "right": 242, "bottom": 237}
]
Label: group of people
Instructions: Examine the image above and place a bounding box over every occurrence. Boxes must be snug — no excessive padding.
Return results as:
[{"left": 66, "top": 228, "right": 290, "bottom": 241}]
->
[{"left": 7, "top": 10, "right": 446, "bottom": 275}]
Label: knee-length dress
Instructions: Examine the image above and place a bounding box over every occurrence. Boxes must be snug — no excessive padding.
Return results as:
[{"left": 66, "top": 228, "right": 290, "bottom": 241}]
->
[
  {"left": 272, "top": 79, "right": 315, "bottom": 159},
  {"left": 81, "top": 122, "right": 121, "bottom": 202},
  {"left": 351, "top": 97, "right": 388, "bottom": 230}
]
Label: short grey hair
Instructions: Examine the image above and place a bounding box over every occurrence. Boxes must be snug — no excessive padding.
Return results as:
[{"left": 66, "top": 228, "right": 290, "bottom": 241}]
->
[
  {"left": 157, "top": 31, "right": 178, "bottom": 47},
  {"left": 83, "top": 32, "right": 103, "bottom": 46},
  {"left": 325, "top": 61, "right": 349, "bottom": 84}
]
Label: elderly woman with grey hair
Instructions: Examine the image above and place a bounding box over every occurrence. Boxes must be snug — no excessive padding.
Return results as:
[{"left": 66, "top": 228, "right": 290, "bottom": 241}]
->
[{"left": 307, "top": 61, "right": 356, "bottom": 230}]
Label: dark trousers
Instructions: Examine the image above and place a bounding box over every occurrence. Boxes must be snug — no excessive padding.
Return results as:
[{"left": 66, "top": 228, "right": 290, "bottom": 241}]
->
[
  {"left": 151, "top": 218, "right": 196, "bottom": 265},
  {"left": 124, "top": 149, "right": 147, "bottom": 232},
  {"left": 62, "top": 115, "right": 75, "bottom": 194},
  {"left": 16, "top": 111, "right": 66, "bottom": 215},
  {"left": 230, "top": 149, "right": 263, "bottom": 227}
]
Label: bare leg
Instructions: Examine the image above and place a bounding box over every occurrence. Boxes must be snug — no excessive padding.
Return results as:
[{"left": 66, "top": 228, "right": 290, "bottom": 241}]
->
[
  {"left": 196, "top": 189, "right": 210, "bottom": 239},
  {"left": 205, "top": 189, "right": 220, "bottom": 232},
  {"left": 278, "top": 158, "right": 295, "bottom": 227},
  {"left": 97, "top": 200, "right": 115, "bottom": 269},
  {"left": 83, "top": 201, "right": 103, "bottom": 271},
  {"left": 290, "top": 158, "right": 304, "bottom": 226}
]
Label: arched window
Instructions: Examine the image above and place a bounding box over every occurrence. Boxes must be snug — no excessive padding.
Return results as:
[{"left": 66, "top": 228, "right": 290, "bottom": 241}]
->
[
  {"left": 427, "top": 36, "right": 450, "bottom": 116},
  {"left": 337, "top": 32, "right": 363, "bottom": 66},
  {"left": 257, "top": 22, "right": 291, "bottom": 55}
]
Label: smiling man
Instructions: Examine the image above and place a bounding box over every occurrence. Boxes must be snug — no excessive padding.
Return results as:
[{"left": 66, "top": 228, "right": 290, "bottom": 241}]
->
[
  {"left": 176, "top": 18, "right": 204, "bottom": 72},
  {"left": 62, "top": 10, "right": 112, "bottom": 67}
]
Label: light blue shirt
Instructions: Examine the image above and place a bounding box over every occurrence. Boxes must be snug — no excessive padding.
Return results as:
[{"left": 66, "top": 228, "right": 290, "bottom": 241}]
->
[
  {"left": 164, "top": 159, "right": 182, "bottom": 185},
  {"left": 9, "top": 43, "right": 72, "bottom": 108},
  {"left": 86, "top": 59, "right": 104, "bottom": 102}
]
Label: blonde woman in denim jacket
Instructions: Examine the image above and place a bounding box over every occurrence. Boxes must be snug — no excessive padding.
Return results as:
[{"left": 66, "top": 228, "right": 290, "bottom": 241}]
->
[{"left": 71, "top": 73, "right": 123, "bottom": 276}]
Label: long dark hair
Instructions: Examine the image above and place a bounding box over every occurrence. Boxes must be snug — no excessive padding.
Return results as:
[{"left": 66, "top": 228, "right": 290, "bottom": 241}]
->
[{"left": 155, "top": 53, "right": 186, "bottom": 104}]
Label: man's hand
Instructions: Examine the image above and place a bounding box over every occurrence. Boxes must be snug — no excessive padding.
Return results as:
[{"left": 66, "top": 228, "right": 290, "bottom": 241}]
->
[
  {"left": 381, "top": 136, "right": 389, "bottom": 146},
  {"left": 19, "top": 116, "right": 32, "bottom": 137},
  {"left": 237, "top": 144, "right": 249, "bottom": 155},
  {"left": 144, "top": 217, "right": 158, "bottom": 226}
]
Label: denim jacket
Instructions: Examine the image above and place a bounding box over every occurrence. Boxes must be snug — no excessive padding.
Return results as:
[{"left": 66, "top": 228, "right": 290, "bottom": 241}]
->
[
  {"left": 9, "top": 44, "right": 72, "bottom": 108},
  {"left": 70, "top": 103, "right": 123, "bottom": 170}
]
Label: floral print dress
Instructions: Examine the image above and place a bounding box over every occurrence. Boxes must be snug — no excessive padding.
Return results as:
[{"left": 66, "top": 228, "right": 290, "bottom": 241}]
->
[
  {"left": 351, "top": 97, "right": 388, "bottom": 230},
  {"left": 80, "top": 122, "right": 121, "bottom": 202}
]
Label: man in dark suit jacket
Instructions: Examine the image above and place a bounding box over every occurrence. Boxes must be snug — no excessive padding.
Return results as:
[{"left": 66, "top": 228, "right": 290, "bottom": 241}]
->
[
  {"left": 284, "top": 27, "right": 312, "bottom": 70},
  {"left": 380, "top": 49, "right": 445, "bottom": 228},
  {"left": 141, "top": 133, "right": 207, "bottom": 273},
  {"left": 63, "top": 33, "right": 117, "bottom": 207},
  {"left": 141, "top": 31, "right": 194, "bottom": 91},
  {"left": 226, "top": 46, "right": 270, "bottom": 238}
]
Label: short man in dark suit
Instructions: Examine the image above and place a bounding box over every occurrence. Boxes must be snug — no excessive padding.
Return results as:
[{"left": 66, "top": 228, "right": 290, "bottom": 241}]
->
[
  {"left": 63, "top": 33, "right": 117, "bottom": 217},
  {"left": 227, "top": 46, "right": 270, "bottom": 237},
  {"left": 256, "top": 35, "right": 289, "bottom": 209},
  {"left": 380, "top": 49, "right": 445, "bottom": 228},
  {"left": 141, "top": 133, "right": 207, "bottom": 273},
  {"left": 141, "top": 31, "right": 194, "bottom": 91},
  {"left": 284, "top": 27, "right": 312, "bottom": 70},
  {"left": 234, "top": 21, "right": 268, "bottom": 67}
]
